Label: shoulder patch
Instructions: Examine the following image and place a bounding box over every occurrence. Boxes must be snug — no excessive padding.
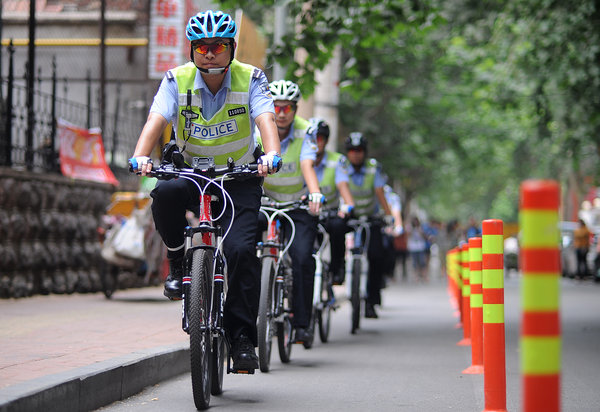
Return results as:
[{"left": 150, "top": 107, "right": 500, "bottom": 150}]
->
[
  {"left": 166, "top": 70, "right": 174, "bottom": 80},
  {"left": 252, "top": 68, "right": 263, "bottom": 79}
]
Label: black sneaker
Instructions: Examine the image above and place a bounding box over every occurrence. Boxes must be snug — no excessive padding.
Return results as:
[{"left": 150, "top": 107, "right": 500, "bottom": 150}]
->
[
  {"left": 294, "top": 327, "right": 313, "bottom": 344},
  {"left": 365, "top": 303, "right": 378, "bottom": 319},
  {"left": 231, "top": 334, "right": 259, "bottom": 371},
  {"left": 164, "top": 257, "right": 183, "bottom": 300}
]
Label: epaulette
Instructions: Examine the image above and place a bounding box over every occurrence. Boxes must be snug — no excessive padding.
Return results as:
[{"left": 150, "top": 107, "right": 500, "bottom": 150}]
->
[{"left": 165, "top": 70, "right": 174, "bottom": 80}]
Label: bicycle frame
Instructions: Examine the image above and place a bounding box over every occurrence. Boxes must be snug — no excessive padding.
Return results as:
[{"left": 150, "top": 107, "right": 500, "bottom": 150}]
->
[
  {"left": 346, "top": 217, "right": 371, "bottom": 300},
  {"left": 312, "top": 223, "right": 330, "bottom": 309},
  {"left": 258, "top": 204, "right": 297, "bottom": 320}
]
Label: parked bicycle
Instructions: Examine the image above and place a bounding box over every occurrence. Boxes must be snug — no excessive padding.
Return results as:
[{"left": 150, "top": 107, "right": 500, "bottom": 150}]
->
[
  {"left": 256, "top": 198, "right": 308, "bottom": 371},
  {"left": 137, "top": 155, "right": 258, "bottom": 410}
]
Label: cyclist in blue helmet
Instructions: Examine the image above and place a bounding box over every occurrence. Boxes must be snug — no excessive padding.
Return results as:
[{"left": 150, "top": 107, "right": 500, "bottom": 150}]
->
[{"left": 129, "top": 10, "right": 281, "bottom": 372}]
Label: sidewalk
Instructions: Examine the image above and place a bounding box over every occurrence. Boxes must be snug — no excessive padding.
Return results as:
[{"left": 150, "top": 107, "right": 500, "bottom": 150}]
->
[{"left": 0, "top": 286, "right": 190, "bottom": 412}]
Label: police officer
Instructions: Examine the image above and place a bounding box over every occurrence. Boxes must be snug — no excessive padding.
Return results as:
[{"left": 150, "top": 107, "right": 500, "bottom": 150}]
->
[
  {"left": 129, "top": 10, "right": 281, "bottom": 371},
  {"left": 345, "top": 132, "right": 393, "bottom": 319},
  {"left": 310, "top": 117, "right": 355, "bottom": 284},
  {"left": 257, "top": 80, "right": 322, "bottom": 345}
]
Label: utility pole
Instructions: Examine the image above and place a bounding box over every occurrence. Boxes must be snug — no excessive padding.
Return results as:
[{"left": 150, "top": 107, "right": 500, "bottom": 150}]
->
[
  {"left": 25, "top": 0, "right": 36, "bottom": 170},
  {"left": 273, "top": 2, "right": 287, "bottom": 81},
  {"left": 314, "top": 46, "right": 341, "bottom": 151},
  {"left": 100, "top": 0, "right": 107, "bottom": 157}
]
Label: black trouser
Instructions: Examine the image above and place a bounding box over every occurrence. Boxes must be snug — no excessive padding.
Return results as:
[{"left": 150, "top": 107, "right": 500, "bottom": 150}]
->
[
  {"left": 322, "top": 215, "right": 352, "bottom": 276},
  {"left": 576, "top": 247, "right": 589, "bottom": 277},
  {"left": 150, "top": 177, "right": 263, "bottom": 346},
  {"left": 367, "top": 222, "right": 385, "bottom": 306},
  {"left": 258, "top": 209, "right": 318, "bottom": 328}
]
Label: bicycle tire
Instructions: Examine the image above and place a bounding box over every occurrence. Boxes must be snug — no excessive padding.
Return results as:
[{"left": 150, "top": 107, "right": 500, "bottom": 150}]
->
[
  {"left": 351, "top": 258, "right": 361, "bottom": 334},
  {"left": 257, "top": 256, "right": 276, "bottom": 372},
  {"left": 189, "top": 249, "right": 213, "bottom": 410},
  {"left": 276, "top": 316, "right": 293, "bottom": 363},
  {"left": 318, "top": 273, "right": 333, "bottom": 343},
  {"left": 210, "top": 265, "right": 225, "bottom": 395}
]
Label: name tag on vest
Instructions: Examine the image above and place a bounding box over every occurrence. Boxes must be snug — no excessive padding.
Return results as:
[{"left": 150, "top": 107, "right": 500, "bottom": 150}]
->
[{"left": 190, "top": 120, "right": 239, "bottom": 140}]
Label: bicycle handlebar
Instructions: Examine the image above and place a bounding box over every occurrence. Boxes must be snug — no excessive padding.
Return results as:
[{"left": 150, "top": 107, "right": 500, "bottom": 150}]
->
[{"left": 137, "top": 159, "right": 259, "bottom": 181}]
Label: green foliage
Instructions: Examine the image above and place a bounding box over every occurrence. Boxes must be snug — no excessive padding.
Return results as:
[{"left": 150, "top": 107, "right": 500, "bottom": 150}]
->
[{"left": 219, "top": 0, "right": 600, "bottom": 223}]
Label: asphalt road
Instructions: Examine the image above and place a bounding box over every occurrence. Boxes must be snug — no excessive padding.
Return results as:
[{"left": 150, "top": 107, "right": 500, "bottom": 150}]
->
[{"left": 97, "top": 274, "right": 600, "bottom": 412}]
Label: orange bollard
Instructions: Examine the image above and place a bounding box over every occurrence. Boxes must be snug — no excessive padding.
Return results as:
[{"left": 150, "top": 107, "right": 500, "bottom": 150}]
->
[
  {"left": 457, "top": 243, "right": 471, "bottom": 346},
  {"left": 520, "top": 180, "right": 561, "bottom": 412},
  {"left": 447, "top": 248, "right": 460, "bottom": 315},
  {"left": 464, "top": 237, "right": 483, "bottom": 374},
  {"left": 482, "top": 219, "right": 507, "bottom": 412}
]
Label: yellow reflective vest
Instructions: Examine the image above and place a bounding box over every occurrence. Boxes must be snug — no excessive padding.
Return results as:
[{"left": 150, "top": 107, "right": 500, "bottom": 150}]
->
[
  {"left": 259, "top": 116, "right": 311, "bottom": 202},
  {"left": 169, "top": 59, "right": 257, "bottom": 167},
  {"left": 348, "top": 158, "right": 378, "bottom": 217}
]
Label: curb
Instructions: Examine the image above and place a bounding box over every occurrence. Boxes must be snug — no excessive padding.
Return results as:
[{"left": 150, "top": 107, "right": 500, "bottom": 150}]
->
[{"left": 0, "top": 342, "right": 190, "bottom": 412}]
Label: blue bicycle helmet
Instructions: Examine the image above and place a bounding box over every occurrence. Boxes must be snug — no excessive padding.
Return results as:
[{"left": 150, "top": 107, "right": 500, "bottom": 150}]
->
[{"left": 186, "top": 10, "right": 237, "bottom": 41}]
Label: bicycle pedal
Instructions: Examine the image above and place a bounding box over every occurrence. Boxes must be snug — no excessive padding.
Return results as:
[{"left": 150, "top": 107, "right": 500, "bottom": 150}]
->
[{"left": 229, "top": 368, "right": 255, "bottom": 375}]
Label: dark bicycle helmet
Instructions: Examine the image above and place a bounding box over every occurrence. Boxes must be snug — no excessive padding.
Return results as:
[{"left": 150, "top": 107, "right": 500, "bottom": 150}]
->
[
  {"left": 308, "top": 117, "right": 330, "bottom": 140},
  {"left": 344, "top": 132, "right": 367, "bottom": 151}
]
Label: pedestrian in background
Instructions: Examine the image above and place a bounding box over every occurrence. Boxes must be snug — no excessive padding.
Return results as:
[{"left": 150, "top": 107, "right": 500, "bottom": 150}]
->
[{"left": 574, "top": 218, "right": 591, "bottom": 279}]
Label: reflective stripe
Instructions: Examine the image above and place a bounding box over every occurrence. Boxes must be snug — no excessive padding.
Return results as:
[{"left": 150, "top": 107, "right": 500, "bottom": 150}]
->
[
  {"left": 471, "top": 294, "right": 483, "bottom": 308},
  {"left": 178, "top": 93, "right": 203, "bottom": 108},
  {"left": 180, "top": 136, "right": 252, "bottom": 157},
  {"left": 482, "top": 234, "right": 504, "bottom": 254},
  {"left": 483, "top": 303, "right": 505, "bottom": 323},
  {"left": 483, "top": 268, "right": 504, "bottom": 289},
  {"left": 521, "top": 336, "right": 561, "bottom": 374},
  {"left": 264, "top": 190, "right": 308, "bottom": 202},
  {"left": 265, "top": 175, "right": 305, "bottom": 186},
  {"left": 520, "top": 210, "right": 560, "bottom": 248},
  {"left": 226, "top": 91, "right": 249, "bottom": 105},
  {"left": 521, "top": 275, "right": 560, "bottom": 311}
]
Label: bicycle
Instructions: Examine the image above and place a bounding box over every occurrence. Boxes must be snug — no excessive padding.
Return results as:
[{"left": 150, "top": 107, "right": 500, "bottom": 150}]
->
[
  {"left": 256, "top": 198, "right": 306, "bottom": 371},
  {"left": 345, "top": 216, "right": 372, "bottom": 334},
  {"left": 140, "top": 155, "right": 258, "bottom": 410},
  {"left": 306, "top": 212, "right": 338, "bottom": 346}
]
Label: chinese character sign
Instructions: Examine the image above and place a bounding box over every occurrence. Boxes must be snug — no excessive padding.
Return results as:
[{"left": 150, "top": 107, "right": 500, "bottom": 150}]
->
[
  {"left": 148, "top": 0, "right": 185, "bottom": 79},
  {"left": 57, "top": 119, "right": 119, "bottom": 186}
]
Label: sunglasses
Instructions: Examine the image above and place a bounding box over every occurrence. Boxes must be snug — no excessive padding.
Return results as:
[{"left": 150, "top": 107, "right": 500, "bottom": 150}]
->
[
  {"left": 193, "top": 42, "right": 230, "bottom": 55},
  {"left": 274, "top": 104, "right": 296, "bottom": 115}
]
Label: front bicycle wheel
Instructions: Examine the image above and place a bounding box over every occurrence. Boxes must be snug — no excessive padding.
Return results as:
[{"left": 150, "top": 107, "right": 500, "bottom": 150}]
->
[
  {"left": 210, "top": 267, "right": 226, "bottom": 395},
  {"left": 350, "top": 258, "right": 362, "bottom": 334},
  {"left": 257, "top": 256, "right": 276, "bottom": 372},
  {"left": 318, "top": 272, "right": 333, "bottom": 343},
  {"left": 189, "top": 249, "right": 213, "bottom": 410}
]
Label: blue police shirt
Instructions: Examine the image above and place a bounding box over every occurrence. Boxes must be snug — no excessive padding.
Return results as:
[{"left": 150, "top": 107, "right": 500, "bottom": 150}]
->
[
  {"left": 315, "top": 152, "right": 350, "bottom": 185},
  {"left": 279, "top": 122, "right": 317, "bottom": 162},
  {"left": 150, "top": 65, "right": 274, "bottom": 133},
  {"left": 348, "top": 162, "right": 386, "bottom": 188}
]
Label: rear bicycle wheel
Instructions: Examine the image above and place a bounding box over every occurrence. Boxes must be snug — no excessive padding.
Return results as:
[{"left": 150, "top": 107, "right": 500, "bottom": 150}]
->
[
  {"left": 189, "top": 249, "right": 213, "bottom": 410},
  {"left": 350, "top": 258, "right": 362, "bottom": 334},
  {"left": 257, "top": 256, "right": 276, "bottom": 372}
]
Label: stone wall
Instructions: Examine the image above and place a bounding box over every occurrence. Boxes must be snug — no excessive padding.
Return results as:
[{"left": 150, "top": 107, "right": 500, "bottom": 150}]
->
[{"left": 0, "top": 168, "right": 112, "bottom": 298}]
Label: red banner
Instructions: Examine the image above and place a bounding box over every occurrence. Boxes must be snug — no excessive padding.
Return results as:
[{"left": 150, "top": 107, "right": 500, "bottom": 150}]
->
[{"left": 57, "top": 119, "right": 119, "bottom": 186}]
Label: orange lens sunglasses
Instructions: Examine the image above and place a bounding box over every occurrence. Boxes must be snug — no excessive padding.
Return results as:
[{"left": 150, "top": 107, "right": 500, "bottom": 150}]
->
[
  {"left": 194, "top": 43, "right": 229, "bottom": 55},
  {"left": 274, "top": 104, "right": 295, "bottom": 114}
]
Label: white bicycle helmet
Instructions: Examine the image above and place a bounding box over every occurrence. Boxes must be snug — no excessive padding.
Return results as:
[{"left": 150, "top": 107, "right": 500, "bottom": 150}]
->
[
  {"left": 186, "top": 10, "right": 237, "bottom": 41},
  {"left": 269, "top": 80, "right": 302, "bottom": 102}
]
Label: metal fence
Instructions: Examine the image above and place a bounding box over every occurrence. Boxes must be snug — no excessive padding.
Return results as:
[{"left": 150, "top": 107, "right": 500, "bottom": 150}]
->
[{"left": 0, "top": 42, "right": 150, "bottom": 174}]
